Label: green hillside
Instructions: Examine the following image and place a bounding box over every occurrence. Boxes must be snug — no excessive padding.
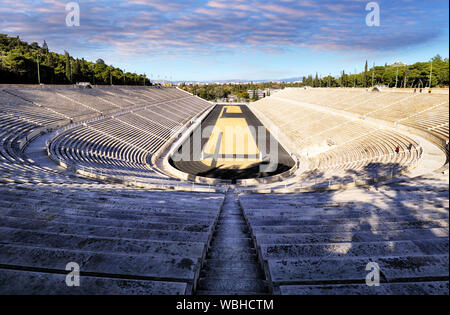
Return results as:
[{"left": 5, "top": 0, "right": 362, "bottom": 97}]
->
[{"left": 0, "top": 34, "right": 151, "bottom": 85}]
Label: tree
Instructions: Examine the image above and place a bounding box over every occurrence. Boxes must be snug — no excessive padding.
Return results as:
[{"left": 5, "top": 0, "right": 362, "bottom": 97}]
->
[
  {"left": 340, "top": 70, "right": 345, "bottom": 87},
  {"left": 42, "top": 40, "right": 49, "bottom": 53},
  {"left": 432, "top": 55, "right": 443, "bottom": 63},
  {"left": 73, "top": 59, "right": 81, "bottom": 82},
  {"left": 64, "top": 51, "right": 71, "bottom": 83},
  {"left": 30, "top": 42, "right": 39, "bottom": 50},
  {"left": 363, "top": 60, "right": 368, "bottom": 88},
  {"left": 403, "top": 68, "right": 408, "bottom": 89}
]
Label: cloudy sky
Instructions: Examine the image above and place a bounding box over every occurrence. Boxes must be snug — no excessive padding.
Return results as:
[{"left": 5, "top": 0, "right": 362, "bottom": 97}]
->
[{"left": 0, "top": 0, "right": 448, "bottom": 81}]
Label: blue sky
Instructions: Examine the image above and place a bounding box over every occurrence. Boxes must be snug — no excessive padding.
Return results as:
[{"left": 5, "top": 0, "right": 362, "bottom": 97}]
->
[{"left": 0, "top": 0, "right": 448, "bottom": 81}]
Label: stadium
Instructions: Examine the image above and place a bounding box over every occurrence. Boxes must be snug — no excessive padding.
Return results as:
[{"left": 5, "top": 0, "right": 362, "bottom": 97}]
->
[
  {"left": 0, "top": 84, "right": 448, "bottom": 295},
  {"left": 0, "top": 0, "right": 449, "bottom": 298}
]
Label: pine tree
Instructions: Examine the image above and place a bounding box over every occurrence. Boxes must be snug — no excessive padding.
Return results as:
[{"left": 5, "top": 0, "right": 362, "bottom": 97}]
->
[
  {"left": 47, "top": 53, "right": 55, "bottom": 84},
  {"left": 403, "top": 69, "right": 408, "bottom": 89},
  {"left": 64, "top": 51, "right": 71, "bottom": 83},
  {"left": 42, "top": 40, "right": 49, "bottom": 53},
  {"left": 73, "top": 59, "right": 81, "bottom": 83},
  {"left": 364, "top": 60, "right": 368, "bottom": 88}
]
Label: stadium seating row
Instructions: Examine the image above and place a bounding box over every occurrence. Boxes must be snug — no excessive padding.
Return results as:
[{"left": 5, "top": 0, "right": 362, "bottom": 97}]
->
[{"left": 0, "top": 184, "right": 225, "bottom": 294}]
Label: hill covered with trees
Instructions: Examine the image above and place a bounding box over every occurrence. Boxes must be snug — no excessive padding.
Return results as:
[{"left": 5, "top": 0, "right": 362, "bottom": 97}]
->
[{"left": 0, "top": 34, "right": 151, "bottom": 85}]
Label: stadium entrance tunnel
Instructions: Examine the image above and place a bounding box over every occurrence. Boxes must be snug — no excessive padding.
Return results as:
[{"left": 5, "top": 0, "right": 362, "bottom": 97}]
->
[{"left": 169, "top": 105, "right": 296, "bottom": 184}]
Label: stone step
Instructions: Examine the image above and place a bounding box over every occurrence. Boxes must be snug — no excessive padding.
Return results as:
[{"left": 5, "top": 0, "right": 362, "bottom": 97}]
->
[
  {"left": 200, "top": 264, "right": 264, "bottom": 280},
  {"left": 197, "top": 278, "right": 268, "bottom": 293},
  {"left": 0, "top": 244, "right": 199, "bottom": 282},
  {"left": 204, "top": 259, "right": 263, "bottom": 270},
  {"left": 279, "top": 281, "right": 449, "bottom": 295},
  {"left": 217, "top": 218, "right": 246, "bottom": 224},
  {"left": 219, "top": 214, "right": 243, "bottom": 219},
  {"left": 0, "top": 198, "right": 222, "bottom": 214},
  {"left": 413, "top": 239, "right": 449, "bottom": 255},
  {"left": 0, "top": 205, "right": 217, "bottom": 224},
  {"left": 241, "top": 200, "right": 448, "bottom": 210},
  {"left": 0, "top": 192, "right": 223, "bottom": 206},
  {"left": 214, "top": 225, "right": 248, "bottom": 236},
  {"left": 254, "top": 228, "right": 448, "bottom": 245},
  {"left": 0, "top": 228, "right": 206, "bottom": 258},
  {"left": 260, "top": 240, "right": 435, "bottom": 260},
  {"left": 0, "top": 213, "right": 213, "bottom": 233},
  {"left": 0, "top": 269, "right": 188, "bottom": 295},
  {"left": 0, "top": 217, "right": 210, "bottom": 242},
  {"left": 267, "top": 255, "right": 449, "bottom": 284},
  {"left": 212, "top": 237, "right": 252, "bottom": 247},
  {"left": 246, "top": 213, "right": 447, "bottom": 227},
  {"left": 199, "top": 270, "right": 263, "bottom": 281},
  {"left": 0, "top": 201, "right": 223, "bottom": 217},
  {"left": 251, "top": 219, "right": 448, "bottom": 234},
  {"left": 207, "top": 248, "right": 257, "bottom": 261},
  {"left": 0, "top": 208, "right": 215, "bottom": 226},
  {"left": 244, "top": 209, "right": 449, "bottom": 220},
  {"left": 216, "top": 220, "right": 248, "bottom": 227}
]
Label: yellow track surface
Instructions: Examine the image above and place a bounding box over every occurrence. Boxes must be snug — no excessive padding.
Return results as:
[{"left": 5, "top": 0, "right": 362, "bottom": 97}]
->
[{"left": 202, "top": 106, "right": 261, "bottom": 169}]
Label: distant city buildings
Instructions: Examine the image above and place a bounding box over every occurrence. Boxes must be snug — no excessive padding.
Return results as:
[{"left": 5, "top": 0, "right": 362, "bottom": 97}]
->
[{"left": 248, "top": 89, "right": 279, "bottom": 100}]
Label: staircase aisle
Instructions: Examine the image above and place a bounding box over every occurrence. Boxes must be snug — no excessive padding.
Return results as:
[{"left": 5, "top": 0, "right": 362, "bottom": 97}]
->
[{"left": 196, "top": 188, "right": 269, "bottom": 295}]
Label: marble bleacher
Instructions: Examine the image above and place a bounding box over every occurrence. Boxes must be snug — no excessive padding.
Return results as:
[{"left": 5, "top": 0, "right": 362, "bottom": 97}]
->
[
  {"left": 47, "top": 88, "right": 212, "bottom": 186},
  {"left": 249, "top": 88, "right": 449, "bottom": 190},
  {"left": 239, "top": 176, "right": 449, "bottom": 295},
  {"left": 251, "top": 93, "right": 423, "bottom": 187},
  {"left": 0, "top": 185, "right": 224, "bottom": 294},
  {"left": 1, "top": 86, "right": 212, "bottom": 188},
  {"left": 275, "top": 88, "right": 449, "bottom": 150}
]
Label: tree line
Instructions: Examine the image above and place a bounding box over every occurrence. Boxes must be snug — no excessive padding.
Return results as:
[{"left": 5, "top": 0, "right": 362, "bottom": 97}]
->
[
  {"left": 303, "top": 57, "right": 449, "bottom": 89},
  {"left": 181, "top": 56, "right": 448, "bottom": 101},
  {"left": 1, "top": 34, "right": 448, "bottom": 92},
  {"left": 0, "top": 34, "right": 151, "bottom": 85}
]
